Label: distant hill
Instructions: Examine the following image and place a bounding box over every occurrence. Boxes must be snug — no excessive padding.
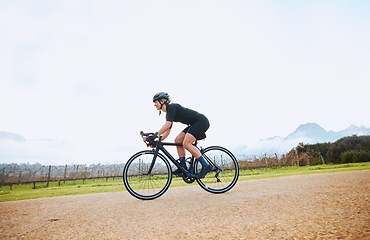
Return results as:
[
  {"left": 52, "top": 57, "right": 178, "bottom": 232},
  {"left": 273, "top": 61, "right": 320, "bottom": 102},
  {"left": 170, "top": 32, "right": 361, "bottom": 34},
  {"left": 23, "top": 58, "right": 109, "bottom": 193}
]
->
[
  {"left": 0, "top": 131, "right": 26, "bottom": 142},
  {"left": 0, "top": 132, "right": 69, "bottom": 165},
  {"left": 285, "top": 123, "right": 370, "bottom": 142},
  {"left": 2, "top": 124, "right": 369, "bottom": 163},
  {"left": 237, "top": 123, "right": 370, "bottom": 156}
]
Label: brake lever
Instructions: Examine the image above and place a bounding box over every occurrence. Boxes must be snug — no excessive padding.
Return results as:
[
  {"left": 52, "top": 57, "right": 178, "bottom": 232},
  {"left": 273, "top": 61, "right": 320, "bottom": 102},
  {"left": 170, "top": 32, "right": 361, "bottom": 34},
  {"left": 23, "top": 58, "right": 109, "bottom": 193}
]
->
[{"left": 142, "top": 136, "right": 150, "bottom": 147}]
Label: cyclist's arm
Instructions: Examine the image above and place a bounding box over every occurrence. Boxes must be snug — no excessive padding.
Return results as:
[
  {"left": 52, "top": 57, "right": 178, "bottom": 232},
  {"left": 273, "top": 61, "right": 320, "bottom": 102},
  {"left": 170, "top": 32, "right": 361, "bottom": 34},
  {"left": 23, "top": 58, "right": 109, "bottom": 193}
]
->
[
  {"left": 158, "top": 121, "right": 172, "bottom": 139},
  {"left": 160, "top": 128, "right": 171, "bottom": 141}
]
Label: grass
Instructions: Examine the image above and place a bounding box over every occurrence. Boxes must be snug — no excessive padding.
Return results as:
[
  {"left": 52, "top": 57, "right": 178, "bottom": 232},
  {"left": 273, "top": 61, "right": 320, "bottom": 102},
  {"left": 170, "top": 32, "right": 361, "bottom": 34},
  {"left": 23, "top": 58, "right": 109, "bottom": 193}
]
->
[
  {"left": 0, "top": 178, "right": 125, "bottom": 202},
  {"left": 1, "top": 162, "right": 369, "bottom": 202},
  {"left": 238, "top": 162, "right": 370, "bottom": 181}
]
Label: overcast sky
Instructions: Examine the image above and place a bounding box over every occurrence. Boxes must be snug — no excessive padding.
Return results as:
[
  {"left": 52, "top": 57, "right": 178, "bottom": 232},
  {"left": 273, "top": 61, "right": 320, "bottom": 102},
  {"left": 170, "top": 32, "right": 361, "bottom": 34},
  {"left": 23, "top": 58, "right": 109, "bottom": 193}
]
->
[{"left": 1, "top": 0, "right": 369, "bottom": 165}]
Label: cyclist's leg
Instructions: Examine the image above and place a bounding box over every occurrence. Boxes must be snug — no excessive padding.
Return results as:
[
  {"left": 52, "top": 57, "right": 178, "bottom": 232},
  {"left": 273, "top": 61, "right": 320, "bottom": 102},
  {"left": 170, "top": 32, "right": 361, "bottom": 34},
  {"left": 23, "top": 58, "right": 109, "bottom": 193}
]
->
[
  {"left": 183, "top": 133, "right": 212, "bottom": 177},
  {"left": 184, "top": 114, "right": 209, "bottom": 159},
  {"left": 173, "top": 131, "right": 187, "bottom": 176},
  {"left": 174, "top": 131, "right": 186, "bottom": 158},
  {"left": 183, "top": 133, "right": 201, "bottom": 158}
]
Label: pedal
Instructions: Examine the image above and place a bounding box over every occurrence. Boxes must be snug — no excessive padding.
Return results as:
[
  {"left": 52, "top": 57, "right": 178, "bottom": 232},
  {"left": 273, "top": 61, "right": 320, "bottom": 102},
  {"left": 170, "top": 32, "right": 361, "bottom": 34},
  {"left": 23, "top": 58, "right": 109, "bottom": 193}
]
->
[{"left": 182, "top": 176, "right": 195, "bottom": 184}]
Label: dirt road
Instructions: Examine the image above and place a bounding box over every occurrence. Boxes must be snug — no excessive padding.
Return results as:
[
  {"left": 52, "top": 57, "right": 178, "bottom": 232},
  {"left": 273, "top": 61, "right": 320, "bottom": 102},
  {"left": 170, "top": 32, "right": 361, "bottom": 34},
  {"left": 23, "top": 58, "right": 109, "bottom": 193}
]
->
[{"left": 1, "top": 170, "right": 369, "bottom": 239}]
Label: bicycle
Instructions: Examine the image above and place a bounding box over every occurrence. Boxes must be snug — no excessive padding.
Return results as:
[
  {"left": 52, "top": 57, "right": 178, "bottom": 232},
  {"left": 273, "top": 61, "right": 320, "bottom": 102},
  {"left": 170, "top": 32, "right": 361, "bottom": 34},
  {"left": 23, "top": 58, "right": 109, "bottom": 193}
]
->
[{"left": 123, "top": 131, "right": 239, "bottom": 200}]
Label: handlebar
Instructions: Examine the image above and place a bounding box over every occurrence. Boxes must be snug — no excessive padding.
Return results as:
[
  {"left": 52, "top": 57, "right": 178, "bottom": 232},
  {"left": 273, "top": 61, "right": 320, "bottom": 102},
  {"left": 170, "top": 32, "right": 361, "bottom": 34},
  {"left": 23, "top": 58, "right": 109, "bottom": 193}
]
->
[
  {"left": 140, "top": 131, "right": 160, "bottom": 147},
  {"left": 140, "top": 131, "right": 184, "bottom": 147},
  {"left": 140, "top": 131, "right": 155, "bottom": 137}
]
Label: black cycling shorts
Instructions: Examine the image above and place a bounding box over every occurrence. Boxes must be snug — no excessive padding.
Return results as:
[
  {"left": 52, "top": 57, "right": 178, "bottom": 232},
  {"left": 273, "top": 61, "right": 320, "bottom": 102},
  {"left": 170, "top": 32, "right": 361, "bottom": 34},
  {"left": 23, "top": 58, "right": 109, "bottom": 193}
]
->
[{"left": 182, "top": 114, "right": 210, "bottom": 140}]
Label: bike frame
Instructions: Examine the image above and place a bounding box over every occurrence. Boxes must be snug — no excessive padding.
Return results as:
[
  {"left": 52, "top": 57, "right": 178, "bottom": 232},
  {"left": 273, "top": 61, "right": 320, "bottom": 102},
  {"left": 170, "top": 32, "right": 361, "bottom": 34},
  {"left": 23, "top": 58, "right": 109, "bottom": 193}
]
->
[
  {"left": 146, "top": 136, "right": 191, "bottom": 175},
  {"left": 146, "top": 136, "right": 220, "bottom": 176},
  {"left": 124, "top": 132, "right": 239, "bottom": 200}
]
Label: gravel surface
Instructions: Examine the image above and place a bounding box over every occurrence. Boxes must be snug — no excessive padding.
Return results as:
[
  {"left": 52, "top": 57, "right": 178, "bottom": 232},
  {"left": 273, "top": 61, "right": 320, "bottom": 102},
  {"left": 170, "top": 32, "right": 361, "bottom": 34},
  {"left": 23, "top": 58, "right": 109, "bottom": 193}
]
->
[{"left": 1, "top": 170, "right": 369, "bottom": 239}]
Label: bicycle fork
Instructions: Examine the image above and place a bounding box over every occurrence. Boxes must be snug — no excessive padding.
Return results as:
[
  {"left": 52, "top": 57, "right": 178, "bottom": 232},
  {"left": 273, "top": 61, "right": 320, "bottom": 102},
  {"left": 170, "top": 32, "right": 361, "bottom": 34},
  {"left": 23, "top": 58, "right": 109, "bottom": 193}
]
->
[{"left": 145, "top": 148, "right": 160, "bottom": 175}]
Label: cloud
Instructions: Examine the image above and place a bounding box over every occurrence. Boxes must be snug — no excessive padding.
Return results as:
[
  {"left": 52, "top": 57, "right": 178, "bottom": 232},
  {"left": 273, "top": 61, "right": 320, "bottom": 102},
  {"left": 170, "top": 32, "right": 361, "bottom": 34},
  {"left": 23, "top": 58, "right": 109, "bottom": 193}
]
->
[
  {"left": 0, "top": 135, "right": 138, "bottom": 165},
  {"left": 0, "top": 1, "right": 369, "bottom": 165},
  {"left": 233, "top": 138, "right": 298, "bottom": 158},
  {"left": 0, "top": 138, "right": 71, "bottom": 165}
]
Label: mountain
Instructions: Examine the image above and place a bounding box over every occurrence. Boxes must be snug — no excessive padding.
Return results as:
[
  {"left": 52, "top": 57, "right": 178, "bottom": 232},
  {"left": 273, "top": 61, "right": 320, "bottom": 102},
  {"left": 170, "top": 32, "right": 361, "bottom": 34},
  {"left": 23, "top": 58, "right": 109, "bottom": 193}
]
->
[
  {"left": 0, "top": 132, "right": 26, "bottom": 142},
  {"left": 0, "top": 131, "right": 131, "bottom": 165},
  {"left": 338, "top": 125, "right": 370, "bottom": 137},
  {"left": 285, "top": 123, "right": 370, "bottom": 142},
  {"left": 286, "top": 123, "right": 329, "bottom": 140},
  {"left": 2, "top": 124, "right": 369, "bottom": 163},
  {"left": 236, "top": 123, "right": 370, "bottom": 156},
  {"left": 0, "top": 132, "right": 72, "bottom": 165}
]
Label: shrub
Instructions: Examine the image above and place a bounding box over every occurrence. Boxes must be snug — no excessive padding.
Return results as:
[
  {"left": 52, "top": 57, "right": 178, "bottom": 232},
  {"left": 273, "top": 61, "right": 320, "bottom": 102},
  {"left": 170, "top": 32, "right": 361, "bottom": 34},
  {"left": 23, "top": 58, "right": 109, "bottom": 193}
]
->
[{"left": 340, "top": 151, "right": 370, "bottom": 163}]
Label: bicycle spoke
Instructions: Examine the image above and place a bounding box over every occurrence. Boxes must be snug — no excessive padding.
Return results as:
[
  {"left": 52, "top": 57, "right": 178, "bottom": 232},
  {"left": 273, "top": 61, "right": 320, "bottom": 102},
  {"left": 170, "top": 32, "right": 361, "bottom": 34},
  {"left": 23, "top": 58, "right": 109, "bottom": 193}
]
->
[
  {"left": 196, "top": 146, "right": 239, "bottom": 193},
  {"left": 123, "top": 151, "right": 172, "bottom": 200}
]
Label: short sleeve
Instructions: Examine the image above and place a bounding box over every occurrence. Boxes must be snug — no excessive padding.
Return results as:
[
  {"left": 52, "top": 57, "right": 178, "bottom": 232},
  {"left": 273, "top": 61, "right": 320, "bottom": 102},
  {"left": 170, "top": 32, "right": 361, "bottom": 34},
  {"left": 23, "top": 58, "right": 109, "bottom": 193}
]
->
[{"left": 166, "top": 104, "right": 176, "bottom": 122}]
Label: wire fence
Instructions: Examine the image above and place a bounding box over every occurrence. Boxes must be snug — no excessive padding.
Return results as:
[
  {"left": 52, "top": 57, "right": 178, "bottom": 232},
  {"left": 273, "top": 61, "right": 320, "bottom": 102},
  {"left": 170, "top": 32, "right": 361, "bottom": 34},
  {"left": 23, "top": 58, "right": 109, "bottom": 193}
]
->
[
  {"left": 238, "top": 148, "right": 325, "bottom": 170},
  {"left": 1, "top": 148, "right": 324, "bottom": 188},
  {"left": 0, "top": 163, "right": 125, "bottom": 188}
]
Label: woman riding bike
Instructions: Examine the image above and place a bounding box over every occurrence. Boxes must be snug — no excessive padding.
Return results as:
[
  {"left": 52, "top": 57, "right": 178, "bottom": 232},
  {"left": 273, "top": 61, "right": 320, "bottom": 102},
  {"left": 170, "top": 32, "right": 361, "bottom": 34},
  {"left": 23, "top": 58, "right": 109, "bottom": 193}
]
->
[{"left": 152, "top": 92, "right": 212, "bottom": 178}]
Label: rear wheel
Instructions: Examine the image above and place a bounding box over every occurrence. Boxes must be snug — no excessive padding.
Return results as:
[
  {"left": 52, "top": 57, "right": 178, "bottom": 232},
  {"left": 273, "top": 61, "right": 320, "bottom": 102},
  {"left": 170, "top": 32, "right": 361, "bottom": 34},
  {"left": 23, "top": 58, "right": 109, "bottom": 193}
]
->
[
  {"left": 196, "top": 146, "right": 239, "bottom": 194},
  {"left": 123, "top": 150, "right": 172, "bottom": 200}
]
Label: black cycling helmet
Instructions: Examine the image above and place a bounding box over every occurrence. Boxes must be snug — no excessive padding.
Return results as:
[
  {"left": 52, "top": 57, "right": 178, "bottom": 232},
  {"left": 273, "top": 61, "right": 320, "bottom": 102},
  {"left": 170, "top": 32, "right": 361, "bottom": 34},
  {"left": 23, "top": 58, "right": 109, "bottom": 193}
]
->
[
  {"left": 153, "top": 92, "right": 170, "bottom": 102},
  {"left": 153, "top": 92, "right": 170, "bottom": 116}
]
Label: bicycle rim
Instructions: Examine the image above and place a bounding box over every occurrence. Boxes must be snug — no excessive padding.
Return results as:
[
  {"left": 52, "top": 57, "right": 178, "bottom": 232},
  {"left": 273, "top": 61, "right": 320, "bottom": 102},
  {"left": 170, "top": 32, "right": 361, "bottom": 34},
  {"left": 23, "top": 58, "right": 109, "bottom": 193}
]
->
[
  {"left": 196, "top": 146, "right": 239, "bottom": 194},
  {"left": 123, "top": 150, "right": 172, "bottom": 200}
]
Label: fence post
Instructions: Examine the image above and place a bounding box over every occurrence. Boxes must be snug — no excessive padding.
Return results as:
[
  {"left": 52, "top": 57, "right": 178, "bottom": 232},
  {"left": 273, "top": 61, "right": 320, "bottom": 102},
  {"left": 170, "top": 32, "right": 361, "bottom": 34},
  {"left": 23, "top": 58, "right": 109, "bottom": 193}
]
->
[
  {"left": 46, "top": 165, "right": 51, "bottom": 187},
  {"left": 319, "top": 152, "right": 325, "bottom": 165},
  {"left": 76, "top": 165, "right": 79, "bottom": 181},
  {"left": 64, "top": 165, "right": 67, "bottom": 184},
  {"left": 295, "top": 148, "right": 299, "bottom": 166},
  {"left": 0, "top": 169, "right": 4, "bottom": 186},
  {"left": 83, "top": 167, "right": 87, "bottom": 184},
  {"left": 275, "top": 153, "right": 279, "bottom": 167},
  {"left": 18, "top": 172, "right": 22, "bottom": 185},
  {"left": 265, "top": 154, "right": 268, "bottom": 168},
  {"left": 28, "top": 170, "right": 32, "bottom": 183}
]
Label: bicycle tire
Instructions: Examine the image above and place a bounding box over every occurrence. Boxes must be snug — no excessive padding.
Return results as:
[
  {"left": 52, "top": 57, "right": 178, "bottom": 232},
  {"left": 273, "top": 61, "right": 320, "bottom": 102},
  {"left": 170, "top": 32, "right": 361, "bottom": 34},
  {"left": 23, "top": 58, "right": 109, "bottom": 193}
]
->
[
  {"left": 196, "top": 146, "right": 239, "bottom": 194},
  {"left": 123, "top": 150, "right": 172, "bottom": 200}
]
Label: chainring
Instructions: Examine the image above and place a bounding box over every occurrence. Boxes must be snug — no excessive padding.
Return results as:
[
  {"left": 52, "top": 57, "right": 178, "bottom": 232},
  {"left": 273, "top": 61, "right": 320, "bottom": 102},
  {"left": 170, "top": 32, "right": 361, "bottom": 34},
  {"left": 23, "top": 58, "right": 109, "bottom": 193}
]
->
[
  {"left": 182, "top": 157, "right": 196, "bottom": 183},
  {"left": 182, "top": 175, "right": 195, "bottom": 184}
]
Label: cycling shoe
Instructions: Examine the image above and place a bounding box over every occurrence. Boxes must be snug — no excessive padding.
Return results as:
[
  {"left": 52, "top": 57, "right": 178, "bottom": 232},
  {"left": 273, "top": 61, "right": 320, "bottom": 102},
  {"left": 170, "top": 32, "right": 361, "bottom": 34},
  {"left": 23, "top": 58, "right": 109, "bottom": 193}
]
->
[
  {"left": 172, "top": 168, "right": 185, "bottom": 177},
  {"left": 195, "top": 165, "right": 213, "bottom": 178}
]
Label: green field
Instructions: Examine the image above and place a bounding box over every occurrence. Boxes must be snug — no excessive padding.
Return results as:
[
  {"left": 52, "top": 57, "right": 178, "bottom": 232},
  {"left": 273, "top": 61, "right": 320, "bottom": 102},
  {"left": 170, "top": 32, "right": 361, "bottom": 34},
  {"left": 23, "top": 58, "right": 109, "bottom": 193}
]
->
[{"left": 1, "top": 162, "right": 369, "bottom": 202}]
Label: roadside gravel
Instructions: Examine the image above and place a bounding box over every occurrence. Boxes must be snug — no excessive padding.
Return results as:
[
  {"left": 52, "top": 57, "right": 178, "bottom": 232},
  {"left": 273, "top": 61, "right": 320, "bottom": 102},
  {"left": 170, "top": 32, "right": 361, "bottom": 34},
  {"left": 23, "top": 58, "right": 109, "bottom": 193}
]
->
[{"left": 1, "top": 170, "right": 369, "bottom": 239}]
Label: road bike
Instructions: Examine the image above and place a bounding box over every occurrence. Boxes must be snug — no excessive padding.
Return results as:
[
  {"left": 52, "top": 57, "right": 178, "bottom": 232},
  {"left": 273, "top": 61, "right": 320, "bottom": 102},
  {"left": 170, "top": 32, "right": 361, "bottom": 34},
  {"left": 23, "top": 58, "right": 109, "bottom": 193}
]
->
[{"left": 123, "top": 132, "right": 239, "bottom": 200}]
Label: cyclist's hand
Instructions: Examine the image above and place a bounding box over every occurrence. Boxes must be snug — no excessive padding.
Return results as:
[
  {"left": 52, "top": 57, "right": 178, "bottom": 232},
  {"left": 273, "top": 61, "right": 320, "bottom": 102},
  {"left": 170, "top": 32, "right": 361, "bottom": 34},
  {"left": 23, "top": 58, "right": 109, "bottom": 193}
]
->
[
  {"left": 147, "top": 133, "right": 158, "bottom": 142},
  {"left": 143, "top": 132, "right": 158, "bottom": 148},
  {"left": 143, "top": 136, "right": 149, "bottom": 145}
]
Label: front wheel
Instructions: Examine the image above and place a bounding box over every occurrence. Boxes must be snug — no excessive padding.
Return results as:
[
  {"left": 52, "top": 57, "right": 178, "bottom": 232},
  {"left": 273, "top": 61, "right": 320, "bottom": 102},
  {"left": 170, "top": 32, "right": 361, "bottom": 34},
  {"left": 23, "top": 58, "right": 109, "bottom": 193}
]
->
[
  {"left": 196, "top": 146, "right": 239, "bottom": 194},
  {"left": 123, "top": 150, "right": 172, "bottom": 200}
]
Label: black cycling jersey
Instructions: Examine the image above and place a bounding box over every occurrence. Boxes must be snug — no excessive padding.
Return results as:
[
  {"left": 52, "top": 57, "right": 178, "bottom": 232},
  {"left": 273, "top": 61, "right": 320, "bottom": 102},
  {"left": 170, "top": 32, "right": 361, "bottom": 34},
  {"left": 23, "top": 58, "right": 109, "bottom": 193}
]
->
[
  {"left": 166, "top": 103, "right": 210, "bottom": 140},
  {"left": 166, "top": 103, "right": 199, "bottom": 125}
]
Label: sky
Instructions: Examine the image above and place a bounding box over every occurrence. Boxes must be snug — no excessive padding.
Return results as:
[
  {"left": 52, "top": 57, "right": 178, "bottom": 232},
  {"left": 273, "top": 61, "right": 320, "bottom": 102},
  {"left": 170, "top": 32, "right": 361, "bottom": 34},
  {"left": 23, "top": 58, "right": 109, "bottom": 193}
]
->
[{"left": 1, "top": 0, "right": 369, "bottom": 165}]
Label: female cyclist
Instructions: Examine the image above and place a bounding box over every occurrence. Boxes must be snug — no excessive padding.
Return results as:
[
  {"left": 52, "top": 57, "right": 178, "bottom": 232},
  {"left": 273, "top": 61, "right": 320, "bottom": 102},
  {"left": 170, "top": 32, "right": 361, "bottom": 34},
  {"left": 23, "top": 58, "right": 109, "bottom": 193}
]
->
[{"left": 152, "top": 92, "right": 212, "bottom": 178}]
